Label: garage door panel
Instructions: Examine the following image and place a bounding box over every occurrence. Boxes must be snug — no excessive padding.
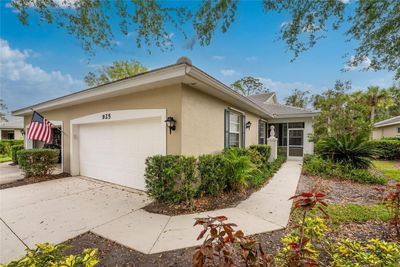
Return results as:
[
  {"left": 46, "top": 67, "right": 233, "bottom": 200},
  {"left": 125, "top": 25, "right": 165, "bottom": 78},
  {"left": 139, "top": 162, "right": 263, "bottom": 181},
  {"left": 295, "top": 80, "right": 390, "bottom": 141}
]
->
[{"left": 79, "top": 117, "right": 164, "bottom": 190}]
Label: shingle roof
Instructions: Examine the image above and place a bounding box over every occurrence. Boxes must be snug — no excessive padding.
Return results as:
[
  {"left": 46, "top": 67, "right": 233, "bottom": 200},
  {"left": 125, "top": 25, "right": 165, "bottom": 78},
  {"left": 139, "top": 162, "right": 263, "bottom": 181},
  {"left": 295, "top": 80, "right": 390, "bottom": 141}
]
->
[
  {"left": 247, "top": 94, "right": 316, "bottom": 118},
  {"left": 0, "top": 115, "right": 24, "bottom": 129},
  {"left": 374, "top": 115, "right": 400, "bottom": 128}
]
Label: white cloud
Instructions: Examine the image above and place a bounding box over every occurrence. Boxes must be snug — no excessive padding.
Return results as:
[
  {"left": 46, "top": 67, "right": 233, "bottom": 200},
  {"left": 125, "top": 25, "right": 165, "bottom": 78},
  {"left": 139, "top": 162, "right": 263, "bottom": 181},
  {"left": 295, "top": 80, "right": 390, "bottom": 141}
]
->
[
  {"left": 6, "top": 0, "right": 78, "bottom": 10},
  {"left": 212, "top": 55, "right": 225, "bottom": 60},
  {"left": 220, "top": 69, "right": 239, "bottom": 76},
  {"left": 339, "top": 0, "right": 351, "bottom": 4},
  {"left": 258, "top": 77, "right": 315, "bottom": 96},
  {"left": 0, "top": 39, "right": 83, "bottom": 110},
  {"left": 345, "top": 55, "right": 371, "bottom": 71}
]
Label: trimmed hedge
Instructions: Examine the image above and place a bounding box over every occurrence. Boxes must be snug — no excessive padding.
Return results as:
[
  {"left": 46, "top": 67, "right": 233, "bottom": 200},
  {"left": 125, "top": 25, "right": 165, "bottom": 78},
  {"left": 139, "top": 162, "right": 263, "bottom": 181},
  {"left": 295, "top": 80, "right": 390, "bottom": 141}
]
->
[
  {"left": 303, "top": 154, "right": 386, "bottom": 185},
  {"left": 11, "top": 144, "right": 24, "bottom": 164},
  {"left": 198, "top": 154, "right": 228, "bottom": 196},
  {"left": 0, "top": 140, "right": 23, "bottom": 156},
  {"left": 367, "top": 139, "right": 400, "bottom": 160},
  {"left": 17, "top": 149, "right": 60, "bottom": 177},
  {"left": 144, "top": 155, "right": 198, "bottom": 204},
  {"left": 145, "top": 145, "right": 286, "bottom": 204}
]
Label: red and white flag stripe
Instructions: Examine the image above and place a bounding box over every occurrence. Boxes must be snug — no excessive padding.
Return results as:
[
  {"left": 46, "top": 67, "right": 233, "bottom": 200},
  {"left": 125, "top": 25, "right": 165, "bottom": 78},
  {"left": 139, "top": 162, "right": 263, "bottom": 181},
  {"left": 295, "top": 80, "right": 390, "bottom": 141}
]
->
[{"left": 27, "top": 119, "right": 52, "bottom": 143}]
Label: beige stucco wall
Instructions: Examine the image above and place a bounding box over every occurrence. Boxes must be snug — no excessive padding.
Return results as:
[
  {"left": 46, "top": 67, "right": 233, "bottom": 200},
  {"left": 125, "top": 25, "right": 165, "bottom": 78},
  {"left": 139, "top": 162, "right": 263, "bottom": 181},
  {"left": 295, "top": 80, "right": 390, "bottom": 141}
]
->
[
  {"left": 372, "top": 124, "right": 400, "bottom": 139},
  {"left": 180, "top": 84, "right": 266, "bottom": 156},
  {"left": 14, "top": 129, "right": 23, "bottom": 140},
  {"left": 24, "top": 85, "right": 183, "bottom": 172}
]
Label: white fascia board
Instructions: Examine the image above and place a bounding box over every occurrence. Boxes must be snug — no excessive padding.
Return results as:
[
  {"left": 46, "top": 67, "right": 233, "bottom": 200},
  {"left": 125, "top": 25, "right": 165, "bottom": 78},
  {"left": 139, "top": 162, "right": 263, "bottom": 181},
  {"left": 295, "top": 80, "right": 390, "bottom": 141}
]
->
[
  {"left": 374, "top": 121, "right": 400, "bottom": 128},
  {"left": 12, "top": 64, "right": 187, "bottom": 116}
]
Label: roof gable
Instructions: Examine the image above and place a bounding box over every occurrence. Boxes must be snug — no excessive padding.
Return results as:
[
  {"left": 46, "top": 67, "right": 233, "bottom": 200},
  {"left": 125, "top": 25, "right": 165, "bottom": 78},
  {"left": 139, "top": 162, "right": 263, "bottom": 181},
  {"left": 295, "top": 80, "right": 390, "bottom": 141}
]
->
[{"left": 374, "top": 115, "right": 400, "bottom": 128}]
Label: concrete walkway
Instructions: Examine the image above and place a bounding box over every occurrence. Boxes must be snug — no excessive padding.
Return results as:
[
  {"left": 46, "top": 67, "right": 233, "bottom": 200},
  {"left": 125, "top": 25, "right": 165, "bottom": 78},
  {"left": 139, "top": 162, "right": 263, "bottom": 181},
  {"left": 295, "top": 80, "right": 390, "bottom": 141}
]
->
[
  {"left": 0, "top": 162, "right": 24, "bottom": 185},
  {"left": 91, "top": 160, "right": 303, "bottom": 254},
  {"left": 0, "top": 161, "right": 302, "bottom": 263}
]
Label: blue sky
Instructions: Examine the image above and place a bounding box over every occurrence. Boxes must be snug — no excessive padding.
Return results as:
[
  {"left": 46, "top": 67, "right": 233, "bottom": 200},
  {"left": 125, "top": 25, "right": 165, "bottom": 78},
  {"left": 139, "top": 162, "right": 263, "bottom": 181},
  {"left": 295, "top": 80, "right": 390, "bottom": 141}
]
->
[{"left": 0, "top": 0, "right": 396, "bottom": 111}]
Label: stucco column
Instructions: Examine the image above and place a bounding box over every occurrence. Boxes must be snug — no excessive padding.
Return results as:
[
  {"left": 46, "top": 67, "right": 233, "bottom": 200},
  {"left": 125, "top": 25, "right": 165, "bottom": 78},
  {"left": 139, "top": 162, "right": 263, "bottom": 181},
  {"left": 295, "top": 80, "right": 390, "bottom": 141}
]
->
[{"left": 268, "top": 125, "right": 278, "bottom": 161}]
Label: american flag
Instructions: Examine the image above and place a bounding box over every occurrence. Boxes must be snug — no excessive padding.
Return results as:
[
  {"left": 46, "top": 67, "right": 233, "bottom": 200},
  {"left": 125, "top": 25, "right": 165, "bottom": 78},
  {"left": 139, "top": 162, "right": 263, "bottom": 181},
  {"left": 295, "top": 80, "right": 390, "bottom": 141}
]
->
[{"left": 27, "top": 111, "right": 53, "bottom": 143}]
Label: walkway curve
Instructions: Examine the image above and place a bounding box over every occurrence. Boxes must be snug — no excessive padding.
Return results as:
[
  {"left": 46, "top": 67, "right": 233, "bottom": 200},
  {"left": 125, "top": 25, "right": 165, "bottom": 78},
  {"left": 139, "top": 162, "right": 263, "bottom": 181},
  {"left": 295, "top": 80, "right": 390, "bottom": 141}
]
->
[{"left": 91, "top": 160, "right": 303, "bottom": 254}]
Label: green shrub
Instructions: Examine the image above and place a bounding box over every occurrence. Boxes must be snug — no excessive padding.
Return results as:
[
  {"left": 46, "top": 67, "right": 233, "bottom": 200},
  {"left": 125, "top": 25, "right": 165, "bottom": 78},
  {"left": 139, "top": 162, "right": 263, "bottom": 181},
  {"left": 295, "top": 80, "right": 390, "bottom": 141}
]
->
[
  {"left": 224, "top": 149, "right": 257, "bottom": 191},
  {"left": 146, "top": 147, "right": 286, "bottom": 204},
  {"left": 303, "top": 154, "right": 386, "bottom": 185},
  {"left": 316, "top": 134, "right": 377, "bottom": 168},
  {"left": 17, "top": 149, "right": 60, "bottom": 177},
  {"left": 11, "top": 144, "right": 24, "bottom": 164},
  {"left": 198, "top": 154, "right": 228, "bottom": 196},
  {"left": 330, "top": 239, "right": 400, "bottom": 267},
  {"left": 224, "top": 145, "right": 271, "bottom": 170},
  {"left": 347, "top": 168, "right": 387, "bottom": 184},
  {"left": 5, "top": 243, "right": 98, "bottom": 267},
  {"left": 367, "top": 139, "right": 400, "bottom": 160},
  {"left": 144, "top": 155, "right": 198, "bottom": 204},
  {"left": 278, "top": 147, "right": 287, "bottom": 158},
  {"left": 249, "top": 144, "right": 271, "bottom": 165},
  {"left": 0, "top": 139, "right": 23, "bottom": 156}
]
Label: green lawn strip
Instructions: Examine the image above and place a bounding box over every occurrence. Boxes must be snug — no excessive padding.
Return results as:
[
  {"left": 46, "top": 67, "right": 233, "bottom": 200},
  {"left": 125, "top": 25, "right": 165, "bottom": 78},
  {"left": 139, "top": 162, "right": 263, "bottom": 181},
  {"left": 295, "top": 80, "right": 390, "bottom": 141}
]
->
[
  {"left": 296, "top": 203, "right": 390, "bottom": 227},
  {"left": 373, "top": 160, "right": 400, "bottom": 181},
  {"left": 0, "top": 155, "right": 11, "bottom": 163}
]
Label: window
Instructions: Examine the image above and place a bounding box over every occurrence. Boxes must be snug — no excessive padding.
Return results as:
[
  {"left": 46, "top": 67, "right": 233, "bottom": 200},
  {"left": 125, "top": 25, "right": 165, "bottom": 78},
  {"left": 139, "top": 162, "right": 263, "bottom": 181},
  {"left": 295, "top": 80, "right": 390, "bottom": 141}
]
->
[
  {"left": 398, "top": 127, "right": 400, "bottom": 133},
  {"left": 1, "top": 130, "right": 14, "bottom": 140},
  {"left": 224, "top": 109, "right": 244, "bottom": 148},
  {"left": 229, "top": 112, "right": 241, "bottom": 147},
  {"left": 288, "top": 122, "right": 305, "bottom": 128},
  {"left": 258, "top": 120, "right": 266, "bottom": 144}
]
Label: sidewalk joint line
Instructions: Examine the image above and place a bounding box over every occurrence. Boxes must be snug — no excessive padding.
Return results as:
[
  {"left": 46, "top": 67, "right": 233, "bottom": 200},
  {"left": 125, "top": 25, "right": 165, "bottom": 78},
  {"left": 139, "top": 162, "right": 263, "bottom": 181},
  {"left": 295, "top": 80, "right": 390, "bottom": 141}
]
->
[
  {"left": 0, "top": 217, "right": 29, "bottom": 249},
  {"left": 148, "top": 215, "right": 172, "bottom": 254}
]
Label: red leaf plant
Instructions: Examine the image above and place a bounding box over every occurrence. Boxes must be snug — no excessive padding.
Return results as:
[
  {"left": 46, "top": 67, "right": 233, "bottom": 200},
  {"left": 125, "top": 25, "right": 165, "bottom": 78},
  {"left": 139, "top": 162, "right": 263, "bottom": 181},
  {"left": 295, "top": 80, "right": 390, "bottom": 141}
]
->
[
  {"left": 286, "top": 191, "right": 328, "bottom": 267},
  {"left": 192, "top": 216, "right": 273, "bottom": 267},
  {"left": 385, "top": 183, "right": 400, "bottom": 239}
]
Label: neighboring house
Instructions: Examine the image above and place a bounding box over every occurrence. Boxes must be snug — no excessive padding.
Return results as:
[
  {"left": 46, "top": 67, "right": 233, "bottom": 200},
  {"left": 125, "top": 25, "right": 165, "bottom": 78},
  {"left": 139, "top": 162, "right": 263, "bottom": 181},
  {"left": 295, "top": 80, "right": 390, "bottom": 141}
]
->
[
  {"left": 0, "top": 115, "right": 24, "bottom": 140},
  {"left": 372, "top": 115, "right": 400, "bottom": 139},
  {"left": 13, "top": 58, "right": 316, "bottom": 190}
]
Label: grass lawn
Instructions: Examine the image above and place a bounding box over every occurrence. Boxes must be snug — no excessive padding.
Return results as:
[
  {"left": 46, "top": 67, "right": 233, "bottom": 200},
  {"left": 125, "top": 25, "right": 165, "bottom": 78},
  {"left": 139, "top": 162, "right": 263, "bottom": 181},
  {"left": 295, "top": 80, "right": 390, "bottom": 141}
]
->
[
  {"left": 373, "top": 160, "right": 400, "bottom": 181},
  {"left": 0, "top": 155, "right": 11, "bottom": 163},
  {"left": 299, "top": 203, "right": 390, "bottom": 226}
]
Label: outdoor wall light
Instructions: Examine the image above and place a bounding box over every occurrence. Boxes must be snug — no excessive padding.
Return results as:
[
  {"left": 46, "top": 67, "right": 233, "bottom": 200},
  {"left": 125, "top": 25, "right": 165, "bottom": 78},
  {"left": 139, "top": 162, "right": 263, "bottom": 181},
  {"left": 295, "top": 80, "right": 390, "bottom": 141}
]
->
[
  {"left": 246, "top": 121, "right": 252, "bottom": 129},
  {"left": 165, "top": 116, "right": 177, "bottom": 134},
  {"left": 21, "top": 129, "right": 25, "bottom": 136}
]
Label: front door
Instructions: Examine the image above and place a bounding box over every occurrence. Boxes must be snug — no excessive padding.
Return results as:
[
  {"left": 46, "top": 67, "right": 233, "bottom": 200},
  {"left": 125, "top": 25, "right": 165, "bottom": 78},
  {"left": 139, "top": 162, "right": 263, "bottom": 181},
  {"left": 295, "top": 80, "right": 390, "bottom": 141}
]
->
[{"left": 288, "top": 129, "right": 304, "bottom": 158}]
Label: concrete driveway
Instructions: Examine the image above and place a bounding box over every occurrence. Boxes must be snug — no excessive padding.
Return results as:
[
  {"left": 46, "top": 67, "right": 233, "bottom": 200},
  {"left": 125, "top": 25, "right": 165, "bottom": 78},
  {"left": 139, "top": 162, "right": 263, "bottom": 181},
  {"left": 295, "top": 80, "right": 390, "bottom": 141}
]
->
[
  {"left": 0, "top": 176, "right": 150, "bottom": 264},
  {"left": 0, "top": 162, "right": 24, "bottom": 185}
]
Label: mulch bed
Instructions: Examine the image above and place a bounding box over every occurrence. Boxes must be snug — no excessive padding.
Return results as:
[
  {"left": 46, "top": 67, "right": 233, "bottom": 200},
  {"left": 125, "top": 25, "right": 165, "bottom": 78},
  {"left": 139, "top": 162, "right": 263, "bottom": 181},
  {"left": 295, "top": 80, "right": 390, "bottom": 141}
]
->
[
  {"left": 60, "top": 174, "right": 399, "bottom": 266},
  {"left": 296, "top": 174, "right": 385, "bottom": 205},
  {"left": 143, "top": 187, "right": 259, "bottom": 216},
  {"left": 0, "top": 172, "right": 71, "bottom": 190},
  {"left": 63, "top": 230, "right": 286, "bottom": 267}
]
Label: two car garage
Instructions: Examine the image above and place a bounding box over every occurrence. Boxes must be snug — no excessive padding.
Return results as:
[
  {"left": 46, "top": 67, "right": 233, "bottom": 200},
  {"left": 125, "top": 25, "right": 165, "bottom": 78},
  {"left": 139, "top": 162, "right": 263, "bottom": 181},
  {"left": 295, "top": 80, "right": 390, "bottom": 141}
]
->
[{"left": 71, "top": 109, "right": 166, "bottom": 190}]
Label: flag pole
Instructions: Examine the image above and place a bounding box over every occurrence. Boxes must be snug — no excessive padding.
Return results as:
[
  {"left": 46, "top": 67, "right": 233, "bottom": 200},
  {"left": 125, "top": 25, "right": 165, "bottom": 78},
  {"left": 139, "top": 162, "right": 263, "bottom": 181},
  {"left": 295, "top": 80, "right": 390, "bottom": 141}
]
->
[{"left": 29, "top": 108, "right": 68, "bottom": 136}]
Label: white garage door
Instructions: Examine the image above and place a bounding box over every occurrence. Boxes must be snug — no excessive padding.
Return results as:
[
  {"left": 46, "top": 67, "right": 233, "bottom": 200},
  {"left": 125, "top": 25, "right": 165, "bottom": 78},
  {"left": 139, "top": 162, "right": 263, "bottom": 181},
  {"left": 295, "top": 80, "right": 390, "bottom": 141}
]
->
[{"left": 79, "top": 117, "right": 164, "bottom": 190}]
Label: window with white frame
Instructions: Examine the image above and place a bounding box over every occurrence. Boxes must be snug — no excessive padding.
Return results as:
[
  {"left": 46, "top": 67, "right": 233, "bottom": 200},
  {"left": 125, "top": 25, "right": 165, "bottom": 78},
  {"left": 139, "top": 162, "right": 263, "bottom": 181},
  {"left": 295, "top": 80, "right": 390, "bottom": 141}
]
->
[
  {"left": 229, "top": 112, "right": 241, "bottom": 147},
  {"left": 259, "top": 120, "right": 266, "bottom": 144}
]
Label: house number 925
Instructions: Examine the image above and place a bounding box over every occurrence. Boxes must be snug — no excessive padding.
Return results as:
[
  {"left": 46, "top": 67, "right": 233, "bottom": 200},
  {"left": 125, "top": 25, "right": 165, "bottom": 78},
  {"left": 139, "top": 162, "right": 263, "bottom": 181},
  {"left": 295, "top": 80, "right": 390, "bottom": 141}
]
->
[{"left": 102, "top": 113, "right": 111, "bottom": 120}]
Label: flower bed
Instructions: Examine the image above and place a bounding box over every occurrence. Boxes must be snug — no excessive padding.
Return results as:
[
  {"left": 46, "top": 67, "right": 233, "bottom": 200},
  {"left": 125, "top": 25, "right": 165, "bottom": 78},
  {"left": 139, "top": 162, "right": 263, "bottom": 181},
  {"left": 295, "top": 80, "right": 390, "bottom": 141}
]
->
[{"left": 144, "top": 145, "right": 286, "bottom": 214}]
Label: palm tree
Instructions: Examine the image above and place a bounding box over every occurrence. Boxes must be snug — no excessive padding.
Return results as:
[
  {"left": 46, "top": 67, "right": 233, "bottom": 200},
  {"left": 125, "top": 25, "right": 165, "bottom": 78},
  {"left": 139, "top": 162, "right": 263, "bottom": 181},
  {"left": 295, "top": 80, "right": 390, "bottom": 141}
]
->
[{"left": 365, "top": 86, "right": 388, "bottom": 123}]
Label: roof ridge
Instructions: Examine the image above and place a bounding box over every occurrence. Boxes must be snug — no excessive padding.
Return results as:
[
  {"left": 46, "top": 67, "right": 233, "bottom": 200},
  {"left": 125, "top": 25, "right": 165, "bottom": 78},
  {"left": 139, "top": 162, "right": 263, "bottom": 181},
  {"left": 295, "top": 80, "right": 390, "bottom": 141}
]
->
[{"left": 267, "top": 102, "right": 313, "bottom": 112}]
